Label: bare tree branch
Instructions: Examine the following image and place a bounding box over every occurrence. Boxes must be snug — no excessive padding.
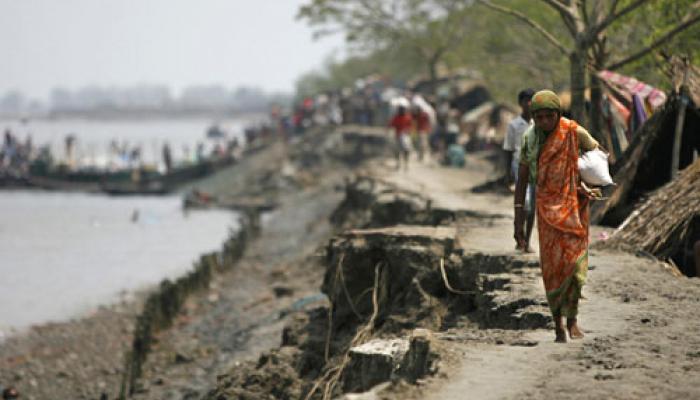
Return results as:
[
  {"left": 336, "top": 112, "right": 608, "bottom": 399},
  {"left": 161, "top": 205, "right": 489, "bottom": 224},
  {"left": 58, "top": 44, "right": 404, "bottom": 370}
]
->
[
  {"left": 477, "top": 0, "right": 569, "bottom": 55},
  {"left": 608, "top": 0, "right": 621, "bottom": 16},
  {"left": 607, "top": 11, "right": 700, "bottom": 70},
  {"left": 541, "top": 0, "right": 580, "bottom": 36},
  {"left": 590, "top": 0, "right": 607, "bottom": 26},
  {"left": 580, "top": 0, "right": 590, "bottom": 26},
  {"left": 592, "top": 0, "right": 651, "bottom": 38},
  {"left": 542, "top": 0, "right": 575, "bottom": 17}
]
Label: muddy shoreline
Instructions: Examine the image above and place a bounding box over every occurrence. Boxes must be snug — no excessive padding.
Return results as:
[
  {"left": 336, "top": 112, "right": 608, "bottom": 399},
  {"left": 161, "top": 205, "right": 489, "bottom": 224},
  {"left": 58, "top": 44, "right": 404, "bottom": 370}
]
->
[
  {"left": 199, "top": 129, "right": 700, "bottom": 399},
  {"left": 3, "top": 125, "right": 699, "bottom": 400},
  {"left": 0, "top": 126, "right": 382, "bottom": 399},
  {"left": 0, "top": 211, "right": 255, "bottom": 399}
]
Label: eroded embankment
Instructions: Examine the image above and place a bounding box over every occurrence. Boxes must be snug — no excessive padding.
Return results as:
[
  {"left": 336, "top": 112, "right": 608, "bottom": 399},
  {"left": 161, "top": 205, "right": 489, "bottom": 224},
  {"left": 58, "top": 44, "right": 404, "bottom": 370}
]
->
[
  {"left": 205, "top": 174, "right": 550, "bottom": 399},
  {"left": 119, "top": 211, "right": 261, "bottom": 397},
  {"left": 102, "top": 127, "right": 397, "bottom": 399}
]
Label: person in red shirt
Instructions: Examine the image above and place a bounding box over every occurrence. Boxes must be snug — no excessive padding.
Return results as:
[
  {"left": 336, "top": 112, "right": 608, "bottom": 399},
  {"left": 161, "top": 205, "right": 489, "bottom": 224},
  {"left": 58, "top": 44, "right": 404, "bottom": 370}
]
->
[
  {"left": 411, "top": 106, "right": 431, "bottom": 162},
  {"left": 389, "top": 106, "right": 413, "bottom": 170}
]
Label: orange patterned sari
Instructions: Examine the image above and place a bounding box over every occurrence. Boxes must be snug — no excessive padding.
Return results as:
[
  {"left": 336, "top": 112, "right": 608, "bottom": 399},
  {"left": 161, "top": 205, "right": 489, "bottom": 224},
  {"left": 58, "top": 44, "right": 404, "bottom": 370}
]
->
[{"left": 536, "top": 117, "right": 589, "bottom": 318}]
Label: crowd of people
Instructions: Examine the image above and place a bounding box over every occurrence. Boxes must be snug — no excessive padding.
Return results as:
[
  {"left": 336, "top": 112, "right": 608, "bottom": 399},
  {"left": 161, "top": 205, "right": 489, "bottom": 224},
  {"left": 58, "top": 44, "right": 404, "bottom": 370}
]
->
[
  {"left": 0, "top": 126, "right": 245, "bottom": 182},
  {"left": 291, "top": 81, "right": 606, "bottom": 343},
  {"left": 1, "top": 130, "right": 36, "bottom": 178},
  {"left": 283, "top": 76, "right": 472, "bottom": 170}
]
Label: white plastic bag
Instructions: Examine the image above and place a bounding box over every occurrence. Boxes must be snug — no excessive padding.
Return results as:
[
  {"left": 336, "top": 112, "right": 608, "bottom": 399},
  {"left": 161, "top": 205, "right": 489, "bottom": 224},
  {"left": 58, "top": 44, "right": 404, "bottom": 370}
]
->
[
  {"left": 399, "top": 134, "right": 413, "bottom": 152},
  {"left": 578, "top": 148, "right": 613, "bottom": 186}
]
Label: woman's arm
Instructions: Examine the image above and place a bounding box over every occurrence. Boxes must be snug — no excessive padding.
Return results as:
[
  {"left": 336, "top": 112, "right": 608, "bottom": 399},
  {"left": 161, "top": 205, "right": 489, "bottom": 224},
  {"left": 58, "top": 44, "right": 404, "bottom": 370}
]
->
[{"left": 514, "top": 162, "right": 529, "bottom": 249}]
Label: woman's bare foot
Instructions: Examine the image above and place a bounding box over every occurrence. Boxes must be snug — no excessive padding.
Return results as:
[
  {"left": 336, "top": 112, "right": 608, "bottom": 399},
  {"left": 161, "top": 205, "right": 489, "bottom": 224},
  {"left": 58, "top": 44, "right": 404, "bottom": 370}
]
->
[
  {"left": 567, "top": 318, "right": 584, "bottom": 339},
  {"left": 554, "top": 316, "right": 567, "bottom": 343},
  {"left": 555, "top": 328, "right": 567, "bottom": 343}
]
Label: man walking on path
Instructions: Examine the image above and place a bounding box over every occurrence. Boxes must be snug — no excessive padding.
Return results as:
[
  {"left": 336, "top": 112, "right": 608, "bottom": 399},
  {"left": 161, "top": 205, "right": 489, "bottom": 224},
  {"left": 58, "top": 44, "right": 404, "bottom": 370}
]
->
[
  {"left": 504, "top": 89, "right": 535, "bottom": 250},
  {"left": 411, "top": 105, "right": 431, "bottom": 162},
  {"left": 389, "top": 105, "right": 413, "bottom": 170},
  {"left": 513, "top": 90, "right": 600, "bottom": 343},
  {"left": 504, "top": 89, "right": 534, "bottom": 186}
]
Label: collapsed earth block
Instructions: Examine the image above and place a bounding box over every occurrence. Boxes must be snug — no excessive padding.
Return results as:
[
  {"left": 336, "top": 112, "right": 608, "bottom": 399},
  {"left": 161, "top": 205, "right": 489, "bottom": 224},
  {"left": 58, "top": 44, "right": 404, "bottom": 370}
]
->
[
  {"left": 323, "top": 225, "right": 458, "bottom": 327},
  {"left": 343, "top": 338, "right": 410, "bottom": 393}
]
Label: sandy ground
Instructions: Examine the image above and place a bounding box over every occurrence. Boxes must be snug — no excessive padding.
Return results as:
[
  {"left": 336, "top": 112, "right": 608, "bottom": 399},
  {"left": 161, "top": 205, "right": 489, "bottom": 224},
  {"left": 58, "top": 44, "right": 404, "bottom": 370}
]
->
[
  {"left": 0, "top": 294, "right": 138, "bottom": 398},
  {"left": 3, "top": 128, "right": 699, "bottom": 399},
  {"left": 371, "top": 154, "right": 700, "bottom": 400},
  {"left": 125, "top": 131, "right": 359, "bottom": 398},
  {"left": 130, "top": 160, "right": 346, "bottom": 398},
  {"left": 0, "top": 131, "right": 351, "bottom": 399}
]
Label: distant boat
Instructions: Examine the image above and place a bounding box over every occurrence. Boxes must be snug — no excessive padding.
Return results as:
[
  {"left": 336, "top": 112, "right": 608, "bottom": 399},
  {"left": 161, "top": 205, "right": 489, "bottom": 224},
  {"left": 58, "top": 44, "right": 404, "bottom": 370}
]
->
[
  {"left": 24, "top": 167, "right": 137, "bottom": 192},
  {"left": 206, "top": 124, "right": 226, "bottom": 139},
  {"left": 100, "top": 180, "right": 169, "bottom": 196},
  {"left": 2, "top": 134, "right": 239, "bottom": 195},
  {"left": 99, "top": 156, "right": 236, "bottom": 196}
]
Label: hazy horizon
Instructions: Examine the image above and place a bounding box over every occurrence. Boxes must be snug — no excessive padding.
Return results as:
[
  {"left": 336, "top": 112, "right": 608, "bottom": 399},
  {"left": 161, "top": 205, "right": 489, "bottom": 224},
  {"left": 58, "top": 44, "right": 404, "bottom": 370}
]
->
[{"left": 0, "top": 0, "right": 344, "bottom": 101}]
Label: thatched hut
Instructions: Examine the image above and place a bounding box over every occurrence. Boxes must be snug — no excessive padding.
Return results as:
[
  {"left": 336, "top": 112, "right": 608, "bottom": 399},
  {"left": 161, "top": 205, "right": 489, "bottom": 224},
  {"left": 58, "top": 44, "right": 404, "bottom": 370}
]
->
[
  {"left": 448, "top": 84, "right": 492, "bottom": 114},
  {"left": 591, "top": 89, "right": 700, "bottom": 225},
  {"left": 598, "top": 159, "right": 700, "bottom": 276},
  {"left": 459, "top": 101, "right": 517, "bottom": 148},
  {"left": 668, "top": 55, "right": 700, "bottom": 107}
]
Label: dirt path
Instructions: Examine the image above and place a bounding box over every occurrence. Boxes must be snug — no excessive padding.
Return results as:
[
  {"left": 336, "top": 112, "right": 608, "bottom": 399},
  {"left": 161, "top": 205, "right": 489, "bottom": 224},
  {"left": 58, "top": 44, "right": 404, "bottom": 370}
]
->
[
  {"left": 9, "top": 129, "right": 695, "bottom": 399},
  {"left": 373, "top": 156, "right": 700, "bottom": 399}
]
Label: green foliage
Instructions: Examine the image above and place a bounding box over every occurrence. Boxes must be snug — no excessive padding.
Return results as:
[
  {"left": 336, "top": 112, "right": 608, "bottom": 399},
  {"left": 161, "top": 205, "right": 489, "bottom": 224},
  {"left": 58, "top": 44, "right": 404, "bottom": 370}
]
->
[
  {"left": 448, "top": 0, "right": 571, "bottom": 102},
  {"left": 294, "top": 44, "right": 425, "bottom": 98},
  {"left": 297, "top": 0, "right": 471, "bottom": 82},
  {"left": 295, "top": 0, "right": 700, "bottom": 104},
  {"left": 608, "top": 0, "right": 700, "bottom": 88}
]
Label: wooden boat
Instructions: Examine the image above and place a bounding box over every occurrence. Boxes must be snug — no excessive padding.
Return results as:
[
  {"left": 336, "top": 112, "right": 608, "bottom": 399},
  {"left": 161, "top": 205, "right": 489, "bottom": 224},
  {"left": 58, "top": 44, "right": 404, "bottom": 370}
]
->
[
  {"left": 1, "top": 154, "right": 235, "bottom": 195},
  {"left": 99, "top": 157, "right": 236, "bottom": 196},
  {"left": 100, "top": 180, "right": 170, "bottom": 196},
  {"left": 183, "top": 193, "right": 278, "bottom": 212},
  {"left": 23, "top": 167, "right": 144, "bottom": 192},
  {"left": 0, "top": 174, "right": 32, "bottom": 188}
]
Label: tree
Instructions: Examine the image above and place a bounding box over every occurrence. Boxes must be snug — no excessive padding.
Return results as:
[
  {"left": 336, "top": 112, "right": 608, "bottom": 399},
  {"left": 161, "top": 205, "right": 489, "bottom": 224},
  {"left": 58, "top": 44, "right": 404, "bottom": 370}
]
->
[
  {"left": 445, "top": 1, "right": 570, "bottom": 101},
  {"left": 297, "top": 0, "right": 472, "bottom": 88},
  {"left": 294, "top": 47, "right": 426, "bottom": 98},
  {"left": 477, "top": 0, "right": 700, "bottom": 127}
]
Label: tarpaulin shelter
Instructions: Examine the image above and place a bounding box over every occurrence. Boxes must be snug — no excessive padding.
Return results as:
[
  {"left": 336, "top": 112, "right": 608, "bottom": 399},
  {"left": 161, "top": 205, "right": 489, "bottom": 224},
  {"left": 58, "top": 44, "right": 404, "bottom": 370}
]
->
[
  {"left": 598, "top": 70, "right": 667, "bottom": 109},
  {"left": 595, "top": 70, "right": 668, "bottom": 162},
  {"left": 591, "top": 63, "right": 700, "bottom": 226}
]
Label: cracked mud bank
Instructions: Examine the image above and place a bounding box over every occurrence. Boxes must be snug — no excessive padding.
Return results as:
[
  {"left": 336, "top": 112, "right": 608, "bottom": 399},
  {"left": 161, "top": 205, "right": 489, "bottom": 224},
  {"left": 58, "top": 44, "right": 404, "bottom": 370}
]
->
[{"left": 3, "top": 126, "right": 699, "bottom": 400}]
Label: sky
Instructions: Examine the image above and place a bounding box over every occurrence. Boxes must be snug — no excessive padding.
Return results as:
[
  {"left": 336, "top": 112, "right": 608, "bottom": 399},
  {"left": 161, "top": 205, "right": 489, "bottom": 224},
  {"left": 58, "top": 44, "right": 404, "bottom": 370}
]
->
[{"left": 0, "top": 0, "right": 344, "bottom": 100}]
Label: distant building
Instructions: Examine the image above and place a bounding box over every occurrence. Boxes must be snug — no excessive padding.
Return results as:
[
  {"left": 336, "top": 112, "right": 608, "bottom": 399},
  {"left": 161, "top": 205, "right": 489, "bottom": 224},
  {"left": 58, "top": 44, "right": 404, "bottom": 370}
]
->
[
  {"left": 179, "top": 85, "right": 230, "bottom": 110},
  {"left": 3, "top": 83, "right": 281, "bottom": 117},
  {"left": 50, "top": 85, "right": 172, "bottom": 113},
  {"left": 0, "top": 91, "right": 27, "bottom": 115}
]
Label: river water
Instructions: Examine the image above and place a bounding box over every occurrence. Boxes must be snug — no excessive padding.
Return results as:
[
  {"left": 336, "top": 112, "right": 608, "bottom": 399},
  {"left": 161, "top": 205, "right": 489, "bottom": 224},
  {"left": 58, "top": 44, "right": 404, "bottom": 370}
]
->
[{"left": 0, "top": 117, "right": 253, "bottom": 338}]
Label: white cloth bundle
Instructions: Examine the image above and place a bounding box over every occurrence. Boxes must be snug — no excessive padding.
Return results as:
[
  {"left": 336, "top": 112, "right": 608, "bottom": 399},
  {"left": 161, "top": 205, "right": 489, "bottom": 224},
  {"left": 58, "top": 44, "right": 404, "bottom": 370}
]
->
[
  {"left": 389, "top": 96, "right": 411, "bottom": 110},
  {"left": 399, "top": 134, "right": 413, "bottom": 152},
  {"left": 578, "top": 148, "right": 613, "bottom": 186},
  {"left": 411, "top": 95, "right": 437, "bottom": 126}
]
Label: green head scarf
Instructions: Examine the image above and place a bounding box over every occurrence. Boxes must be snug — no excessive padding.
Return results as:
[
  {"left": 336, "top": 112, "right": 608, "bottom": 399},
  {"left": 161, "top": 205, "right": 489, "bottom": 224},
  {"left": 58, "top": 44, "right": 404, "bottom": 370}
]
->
[
  {"left": 530, "top": 90, "right": 561, "bottom": 113},
  {"left": 522, "top": 90, "right": 563, "bottom": 185}
]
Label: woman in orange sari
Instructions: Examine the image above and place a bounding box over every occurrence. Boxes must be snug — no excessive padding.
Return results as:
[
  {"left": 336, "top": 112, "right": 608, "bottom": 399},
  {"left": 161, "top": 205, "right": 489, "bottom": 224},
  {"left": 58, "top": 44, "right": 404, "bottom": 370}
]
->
[{"left": 514, "top": 90, "right": 599, "bottom": 343}]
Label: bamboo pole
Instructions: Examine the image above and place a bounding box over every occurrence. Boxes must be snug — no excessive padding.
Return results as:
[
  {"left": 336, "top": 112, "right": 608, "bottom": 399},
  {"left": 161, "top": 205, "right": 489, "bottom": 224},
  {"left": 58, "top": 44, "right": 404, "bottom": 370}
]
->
[{"left": 671, "top": 62, "right": 690, "bottom": 179}]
